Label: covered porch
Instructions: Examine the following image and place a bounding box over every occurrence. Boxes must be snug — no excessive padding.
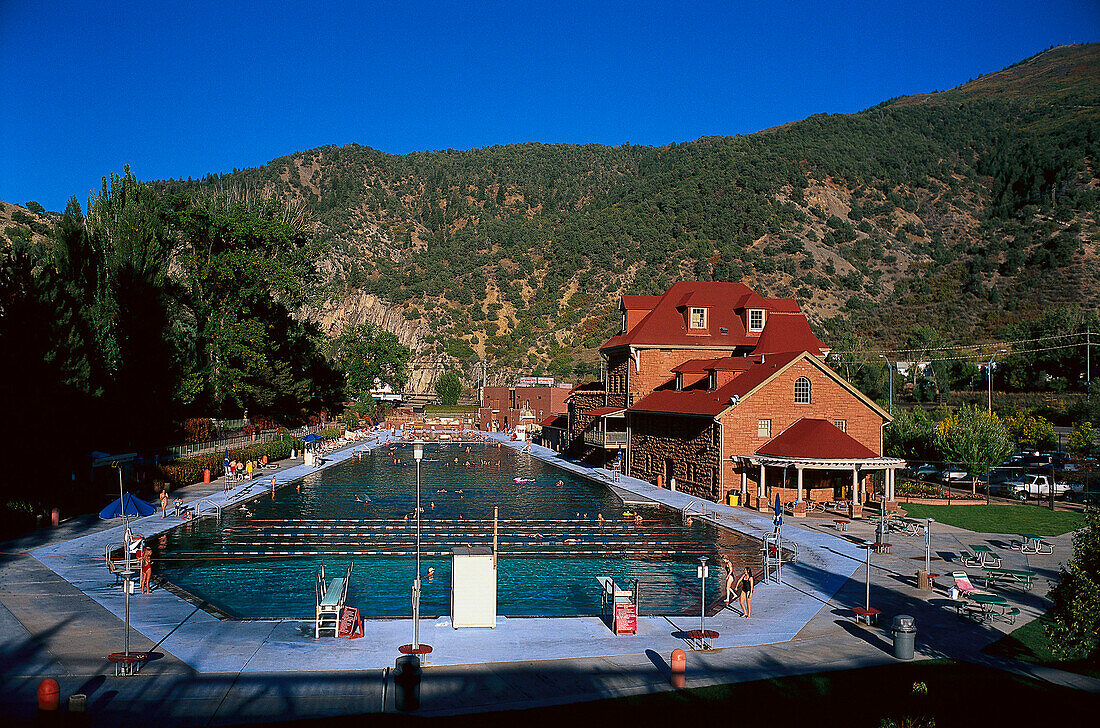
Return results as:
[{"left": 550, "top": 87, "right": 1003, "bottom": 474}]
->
[{"left": 732, "top": 454, "right": 906, "bottom": 517}]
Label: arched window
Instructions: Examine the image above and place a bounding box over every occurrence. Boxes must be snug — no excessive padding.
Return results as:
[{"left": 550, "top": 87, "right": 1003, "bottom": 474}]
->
[{"left": 794, "top": 376, "right": 811, "bottom": 404}]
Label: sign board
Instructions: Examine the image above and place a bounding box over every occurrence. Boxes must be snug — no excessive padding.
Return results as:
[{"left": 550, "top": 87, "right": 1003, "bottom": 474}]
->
[
  {"left": 452, "top": 546, "right": 497, "bottom": 628},
  {"left": 536, "top": 377, "right": 554, "bottom": 385},
  {"left": 518, "top": 377, "right": 538, "bottom": 386},
  {"left": 614, "top": 603, "right": 637, "bottom": 635},
  {"left": 338, "top": 605, "right": 362, "bottom": 638},
  {"left": 696, "top": 566, "right": 709, "bottom": 578}
]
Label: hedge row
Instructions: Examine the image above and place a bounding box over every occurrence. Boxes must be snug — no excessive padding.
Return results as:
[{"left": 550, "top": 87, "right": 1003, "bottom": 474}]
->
[{"left": 155, "top": 437, "right": 299, "bottom": 487}]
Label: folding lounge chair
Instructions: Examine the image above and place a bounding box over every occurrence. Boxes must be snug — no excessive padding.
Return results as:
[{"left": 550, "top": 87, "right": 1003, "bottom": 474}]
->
[{"left": 952, "top": 571, "right": 984, "bottom": 599}]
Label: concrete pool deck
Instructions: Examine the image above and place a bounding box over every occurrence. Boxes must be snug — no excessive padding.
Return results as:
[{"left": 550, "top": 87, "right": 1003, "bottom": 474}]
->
[
  {"left": 24, "top": 432, "right": 863, "bottom": 673},
  {"left": 2, "top": 431, "right": 1096, "bottom": 723}
]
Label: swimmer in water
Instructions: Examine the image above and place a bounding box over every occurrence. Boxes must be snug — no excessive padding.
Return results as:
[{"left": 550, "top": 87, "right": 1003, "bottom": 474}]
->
[
  {"left": 430, "top": 501, "right": 435, "bottom": 510},
  {"left": 426, "top": 567, "right": 435, "bottom": 581},
  {"left": 556, "top": 480, "right": 564, "bottom": 486},
  {"left": 598, "top": 513, "right": 605, "bottom": 524}
]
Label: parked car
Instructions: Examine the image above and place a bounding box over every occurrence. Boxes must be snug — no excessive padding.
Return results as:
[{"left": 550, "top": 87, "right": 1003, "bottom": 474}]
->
[
  {"left": 1005, "top": 474, "right": 1071, "bottom": 500},
  {"left": 912, "top": 464, "right": 940, "bottom": 482},
  {"left": 1064, "top": 485, "right": 1100, "bottom": 504},
  {"left": 940, "top": 466, "right": 969, "bottom": 483}
]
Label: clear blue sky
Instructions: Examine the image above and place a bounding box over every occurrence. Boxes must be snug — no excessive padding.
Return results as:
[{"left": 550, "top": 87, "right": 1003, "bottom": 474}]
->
[{"left": 2, "top": 1, "right": 1097, "bottom": 211}]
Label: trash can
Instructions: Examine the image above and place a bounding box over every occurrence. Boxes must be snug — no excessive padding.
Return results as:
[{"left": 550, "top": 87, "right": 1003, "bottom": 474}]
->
[
  {"left": 728, "top": 492, "right": 740, "bottom": 507},
  {"left": 892, "top": 614, "right": 916, "bottom": 660},
  {"left": 875, "top": 521, "right": 888, "bottom": 544},
  {"left": 393, "top": 655, "right": 422, "bottom": 711}
]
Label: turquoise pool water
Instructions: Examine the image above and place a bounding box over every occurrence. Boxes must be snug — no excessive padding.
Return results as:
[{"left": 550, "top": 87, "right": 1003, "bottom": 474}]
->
[{"left": 157, "top": 443, "right": 758, "bottom": 618}]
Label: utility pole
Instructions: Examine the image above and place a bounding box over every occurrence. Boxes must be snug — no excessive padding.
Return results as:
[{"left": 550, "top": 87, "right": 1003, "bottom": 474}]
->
[
  {"left": 987, "top": 349, "right": 1007, "bottom": 415},
  {"left": 1087, "top": 328, "right": 1091, "bottom": 401},
  {"left": 878, "top": 354, "right": 893, "bottom": 415}
]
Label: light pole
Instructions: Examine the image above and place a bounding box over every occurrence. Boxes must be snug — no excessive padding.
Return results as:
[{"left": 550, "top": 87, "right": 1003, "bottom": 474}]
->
[
  {"left": 878, "top": 354, "right": 893, "bottom": 415},
  {"left": 864, "top": 541, "right": 874, "bottom": 613},
  {"left": 924, "top": 518, "right": 935, "bottom": 577},
  {"left": 698, "top": 556, "right": 709, "bottom": 648},
  {"left": 412, "top": 440, "right": 424, "bottom": 650},
  {"left": 987, "top": 349, "right": 1007, "bottom": 415}
]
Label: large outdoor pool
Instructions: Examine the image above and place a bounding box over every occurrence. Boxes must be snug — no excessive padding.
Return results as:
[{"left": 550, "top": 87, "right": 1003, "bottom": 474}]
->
[{"left": 156, "top": 443, "right": 758, "bottom": 618}]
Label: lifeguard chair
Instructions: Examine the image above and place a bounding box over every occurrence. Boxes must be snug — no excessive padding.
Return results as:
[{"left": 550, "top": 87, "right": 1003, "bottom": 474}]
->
[{"left": 315, "top": 564, "right": 352, "bottom": 638}]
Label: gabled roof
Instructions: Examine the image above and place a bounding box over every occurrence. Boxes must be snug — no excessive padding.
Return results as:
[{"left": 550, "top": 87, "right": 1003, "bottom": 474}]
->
[
  {"left": 756, "top": 418, "right": 878, "bottom": 460},
  {"left": 630, "top": 351, "right": 890, "bottom": 421},
  {"left": 753, "top": 311, "right": 827, "bottom": 357},
  {"left": 539, "top": 415, "right": 567, "bottom": 428},
  {"left": 631, "top": 352, "right": 802, "bottom": 416},
  {"left": 601, "top": 280, "right": 822, "bottom": 353}
]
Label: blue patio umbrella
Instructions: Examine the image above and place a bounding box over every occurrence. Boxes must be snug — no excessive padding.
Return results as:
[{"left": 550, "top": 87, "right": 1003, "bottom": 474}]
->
[
  {"left": 99, "top": 493, "right": 156, "bottom": 519},
  {"left": 302, "top": 433, "right": 322, "bottom": 442},
  {"left": 774, "top": 493, "right": 783, "bottom": 527}
]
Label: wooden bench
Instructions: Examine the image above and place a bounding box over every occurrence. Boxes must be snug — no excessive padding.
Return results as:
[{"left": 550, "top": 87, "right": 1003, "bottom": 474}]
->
[
  {"left": 833, "top": 519, "right": 850, "bottom": 532},
  {"left": 873, "top": 542, "right": 892, "bottom": 554},
  {"left": 852, "top": 606, "right": 881, "bottom": 624}
]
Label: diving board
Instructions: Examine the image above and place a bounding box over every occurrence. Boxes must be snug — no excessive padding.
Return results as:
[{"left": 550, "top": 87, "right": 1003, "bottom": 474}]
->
[{"left": 315, "top": 563, "right": 352, "bottom": 638}]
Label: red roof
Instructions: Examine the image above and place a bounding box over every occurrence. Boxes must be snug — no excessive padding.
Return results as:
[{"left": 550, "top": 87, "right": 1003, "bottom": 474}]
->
[
  {"left": 601, "top": 281, "right": 820, "bottom": 353},
  {"left": 631, "top": 352, "right": 803, "bottom": 416},
  {"left": 756, "top": 418, "right": 878, "bottom": 460},
  {"left": 539, "top": 415, "right": 567, "bottom": 428},
  {"left": 752, "top": 311, "right": 827, "bottom": 357},
  {"left": 582, "top": 407, "right": 625, "bottom": 417}
]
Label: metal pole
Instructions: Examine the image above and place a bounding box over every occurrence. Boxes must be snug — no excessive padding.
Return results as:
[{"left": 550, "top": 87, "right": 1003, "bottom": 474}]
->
[
  {"left": 1087, "top": 328, "right": 1091, "bottom": 400},
  {"left": 925, "top": 518, "right": 934, "bottom": 575},
  {"left": 1051, "top": 434, "right": 1059, "bottom": 512},
  {"left": 987, "top": 349, "right": 1007, "bottom": 415},
  {"left": 864, "top": 542, "right": 873, "bottom": 612},
  {"left": 698, "top": 556, "right": 708, "bottom": 643},
  {"left": 412, "top": 441, "right": 424, "bottom": 650}
]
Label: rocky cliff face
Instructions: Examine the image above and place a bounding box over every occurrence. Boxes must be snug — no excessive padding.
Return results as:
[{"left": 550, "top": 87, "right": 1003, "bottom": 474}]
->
[{"left": 305, "top": 291, "right": 449, "bottom": 397}]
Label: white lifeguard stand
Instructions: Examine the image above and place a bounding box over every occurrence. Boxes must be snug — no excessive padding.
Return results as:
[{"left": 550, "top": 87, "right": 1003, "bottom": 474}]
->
[{"left": 451, "top": 546, "right": 497, "bottom": 628}]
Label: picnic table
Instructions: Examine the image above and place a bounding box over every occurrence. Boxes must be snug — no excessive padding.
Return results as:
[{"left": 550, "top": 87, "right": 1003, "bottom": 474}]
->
[
  {"left": 963, "top": 544, "right": 1002, "bottom": 568},
  {"left": 979, "top": 567, "right": 1036, "bottom": 591},
  {"left": 890, "top": 517, "right": 925, "bottom": 536},
  {"left": 1015, "top": 534, "right": 1054, "bottom": 554},
  {"left": 960, "top": 593, "right": 1019, "bottom": 624}
]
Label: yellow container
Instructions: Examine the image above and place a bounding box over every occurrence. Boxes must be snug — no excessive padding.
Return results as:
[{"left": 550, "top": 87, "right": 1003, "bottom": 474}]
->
[{"left": 728, "top": 492, "right": 740, "bottom": 507}]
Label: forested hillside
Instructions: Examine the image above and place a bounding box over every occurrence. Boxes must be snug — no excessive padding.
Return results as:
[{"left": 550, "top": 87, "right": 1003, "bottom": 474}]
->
[
  {"left": 5, "top": 45, "right": 1098, "bottom": 392},
  {"left": 142, "top": 44, "right": 1099, "bottom": 385}
]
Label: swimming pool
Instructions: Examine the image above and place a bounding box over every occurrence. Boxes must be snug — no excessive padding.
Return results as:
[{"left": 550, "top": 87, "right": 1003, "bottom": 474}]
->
[{"left": 156, "top": 443, "right": 759, "bottom": 618}]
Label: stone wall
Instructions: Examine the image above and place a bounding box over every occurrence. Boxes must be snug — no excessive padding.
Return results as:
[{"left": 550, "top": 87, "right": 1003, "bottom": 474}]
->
[{"left": 629, "top": 413, "right": 722, "bottom": 501}]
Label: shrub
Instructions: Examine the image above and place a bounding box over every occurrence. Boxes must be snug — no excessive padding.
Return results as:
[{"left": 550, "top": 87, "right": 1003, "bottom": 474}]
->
[{"left": 154, "top": 436, "right": 300, "bottom": 486}]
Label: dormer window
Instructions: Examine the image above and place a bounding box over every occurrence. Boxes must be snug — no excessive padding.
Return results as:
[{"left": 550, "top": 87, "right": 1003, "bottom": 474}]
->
[
  {"left": 689, "top": 307, "right": 707, "bottom": 329},
  {"left": 675, "top": 372, "right": 683, "bottom": 391},
  {"left": 708, "top": 371, "right": 717, "bottom": 390},
  {"left": 622, "top": 311, "right": 628, "bottom": 333},
  {"left": 748, "top": 309, "right": 766, "bottom": 332}
]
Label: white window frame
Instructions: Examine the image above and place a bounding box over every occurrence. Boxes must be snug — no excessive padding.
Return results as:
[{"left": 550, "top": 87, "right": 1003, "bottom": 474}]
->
[
  {"left": 689, "top": 307, "right": 707, "bottom": 329},
  {"left": 748, "top": 309, "right": 766, "bottom": 331},
  {"left": 758, "top": 419, "right": 772, "bottom": 438},
  {"left": 835, "top": 419, "right": 847, "bottom": 433},
  {"left": 794, "top": 376, "right": 811, "bottom": 404}
]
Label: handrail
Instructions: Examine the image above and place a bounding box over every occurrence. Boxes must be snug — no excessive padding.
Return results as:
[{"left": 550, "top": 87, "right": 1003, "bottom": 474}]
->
[{"left": 195, "top": 498, "right": 222, "bottom": 518}]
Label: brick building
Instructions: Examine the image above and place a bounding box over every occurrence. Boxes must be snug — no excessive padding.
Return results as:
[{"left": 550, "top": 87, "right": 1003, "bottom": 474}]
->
[
  {"left": 566, "top": 281, "right": 904, "bottom": 515},
  {"left": 479, "top": 384, "right": 572, "bottom": 432}
]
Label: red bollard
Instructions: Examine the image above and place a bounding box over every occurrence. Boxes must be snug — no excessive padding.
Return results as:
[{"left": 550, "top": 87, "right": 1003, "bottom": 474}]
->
[
  {"left": 203, "top": 469, "right": 211, "bottom": 484},
  {"left": 37, "top": 678, "right": 60, "bottom": 711},
  {"left": 50, "top": 508, "right": 60, "bottom": 526},
  {"left": 670, "top": 649, "right": 686, "bottom": 688}
]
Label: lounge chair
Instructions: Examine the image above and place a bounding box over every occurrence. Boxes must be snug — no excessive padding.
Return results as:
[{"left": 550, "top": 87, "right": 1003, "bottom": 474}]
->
[{"left": 952, "top": 571, "right": 985, "bottom": 599}]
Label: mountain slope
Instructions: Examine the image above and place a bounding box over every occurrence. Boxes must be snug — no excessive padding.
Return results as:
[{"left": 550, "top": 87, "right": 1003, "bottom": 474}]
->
[{"left": 150, "top": 44, "right": 1100, "bottom": 388}]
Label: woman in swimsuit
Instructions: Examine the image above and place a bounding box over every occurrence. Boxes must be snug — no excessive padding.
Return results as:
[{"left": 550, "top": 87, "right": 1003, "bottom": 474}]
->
[{"left": 734, "top": 566, "right": 754, "bottom": 618}]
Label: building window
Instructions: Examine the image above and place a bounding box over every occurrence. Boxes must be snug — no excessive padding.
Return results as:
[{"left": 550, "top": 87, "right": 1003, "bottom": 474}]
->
[
  {"left": 794, "top": 376, "right": 811, "bottom": 404},
  {"left": 758, "top": 419, "right": 772, "bottom": 438},
  {"left": 622, "top": 311, "right": 627, "bottom": 333},
  {"left": 835, "top": 419, "right": 847, "bottom": 433},
  {"left": 748, "top": 309, "right": 765, "bottom": 331},
  {"left": 690, "top": 307, "right": 707, "bottom": 329}
]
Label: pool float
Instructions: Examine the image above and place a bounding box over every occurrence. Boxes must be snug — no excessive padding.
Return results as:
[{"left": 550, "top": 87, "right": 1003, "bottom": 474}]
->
[{"left": 514, "top": 477, "right": 535, "bottom": 483}]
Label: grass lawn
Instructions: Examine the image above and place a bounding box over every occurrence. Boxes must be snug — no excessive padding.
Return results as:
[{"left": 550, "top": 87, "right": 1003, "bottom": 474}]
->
[
  {"left": 901, "top": 503, "right": 1085, "bottom": 536},
  {"left": 232, "top": 660, "right": 1098, "bottom": 728},
  {"left": 985, "top": 614, "right": 1100, "bottom": 679}
]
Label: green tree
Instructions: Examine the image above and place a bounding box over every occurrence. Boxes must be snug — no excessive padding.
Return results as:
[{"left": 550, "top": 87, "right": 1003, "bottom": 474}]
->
[
  {"left": 435, "top": 370, "right": 462, "bottom": 405},
  {"left": 1003, "top": 411, "right": 1057, "bottom": 449},
  {"left": 1068, "top": 421, "right": 1096, "bottom": 455},
  {"left": 24, "top": 201, "right": 45, "bottom": 215},
  {"left": 884, "top": 408, "right": 937, "bottom": 462},
  {"left": 935, "top": 405, "right": 1013, "bottom": 493},
  {"left": 1047, "top": 512, "right": 1100, "bottom": 662},
  {"left": 334, "top": 324, "right": 411, "bottom": 398}
]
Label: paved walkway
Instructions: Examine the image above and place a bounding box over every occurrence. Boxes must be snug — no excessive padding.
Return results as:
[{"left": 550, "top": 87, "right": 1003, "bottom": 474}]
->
[{"left": 1, "top": 432, "right": 1096, "bottom": 724}]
